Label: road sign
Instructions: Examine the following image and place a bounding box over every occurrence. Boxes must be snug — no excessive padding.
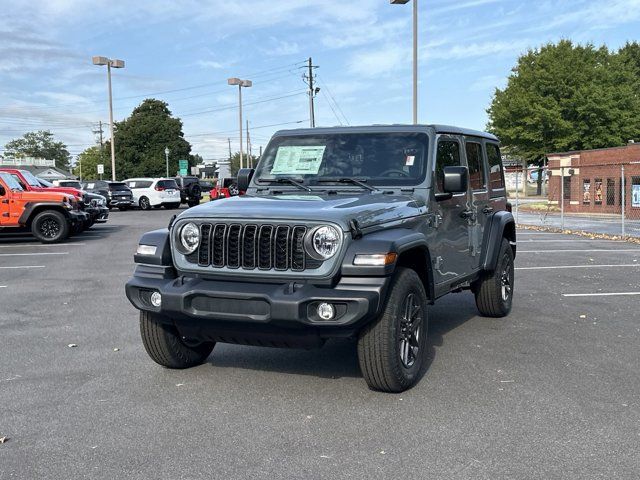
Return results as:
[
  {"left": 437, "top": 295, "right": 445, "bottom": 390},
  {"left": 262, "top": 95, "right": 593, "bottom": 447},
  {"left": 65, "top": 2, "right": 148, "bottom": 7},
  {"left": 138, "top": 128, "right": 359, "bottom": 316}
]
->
[
  {"left": 179, "top": 160, "right": 189, "bottom": 176},
  {"left": 97, "top": 164, "right": 104, "bottom": 175}
]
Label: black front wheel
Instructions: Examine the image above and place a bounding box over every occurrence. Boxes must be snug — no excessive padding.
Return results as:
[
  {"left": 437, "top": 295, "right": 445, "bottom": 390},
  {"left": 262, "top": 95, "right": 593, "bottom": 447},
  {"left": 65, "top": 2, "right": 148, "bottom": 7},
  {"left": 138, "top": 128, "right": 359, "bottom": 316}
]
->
[
  {"left": 140, "top": 311, "right": 215, "bottom": 369},
  {"left": 31, "top": 210, "right": 70, "bottom": 244},
  {"left": 357, "top": 267, "right": 429, "bottom": 393}
]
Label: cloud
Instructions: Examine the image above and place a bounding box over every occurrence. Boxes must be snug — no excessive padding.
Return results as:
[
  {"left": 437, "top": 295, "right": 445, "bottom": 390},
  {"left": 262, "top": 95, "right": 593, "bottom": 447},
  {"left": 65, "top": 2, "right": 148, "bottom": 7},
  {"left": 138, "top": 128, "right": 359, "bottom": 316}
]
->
[
  {"left": 196, "top": 60, "right": 225, "bottom": 69},
  {"left": 347, "top": 44, "right": 409, "bottom": 78},
  {"left": 262, "top": 38, "right": 301, "bottom": 56}
]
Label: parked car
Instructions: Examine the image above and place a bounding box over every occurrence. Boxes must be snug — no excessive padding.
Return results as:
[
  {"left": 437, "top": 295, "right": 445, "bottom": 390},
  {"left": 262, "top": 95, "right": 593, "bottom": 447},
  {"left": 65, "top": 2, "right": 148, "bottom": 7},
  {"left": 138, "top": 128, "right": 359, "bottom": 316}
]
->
[
  {"left": 126, "top": 125, "right": 516, "bottom": 393},
  {"left": 174, "top": 176, "right": 202, "bottom": 207},
  {"left": 38, "top": 178, "right": 109, "bottom": 225},
  {"left": 0, "top": 168, "right": 91, "bottom": 232},
  {"left": 123, "top": 178, "right": 181, "bottom": 210},
  {"left": 209, "top": 177, "right": 243, "bottom": 200},
  {"left": 0, "top": 171, "right": 86, "bottom": 243},
  {"left": 83, "top": 180, "right": 134, "bottom": 210}
]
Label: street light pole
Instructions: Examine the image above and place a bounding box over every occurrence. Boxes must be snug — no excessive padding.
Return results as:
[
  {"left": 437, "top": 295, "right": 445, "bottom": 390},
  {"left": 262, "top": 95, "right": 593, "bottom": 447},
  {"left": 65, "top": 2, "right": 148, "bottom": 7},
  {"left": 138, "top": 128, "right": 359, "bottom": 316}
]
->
[
  {"left": 164, "top": 147, "right": 170, "bottom": 178},
  {"left": 93, "top": 56, "right": 125, "bottom": 181},
  {"left": 228, "top": 78, "right": 252, "bottom": 170},
  {"left": 391, "top": 0, "right": 418, "bottom": 124}
]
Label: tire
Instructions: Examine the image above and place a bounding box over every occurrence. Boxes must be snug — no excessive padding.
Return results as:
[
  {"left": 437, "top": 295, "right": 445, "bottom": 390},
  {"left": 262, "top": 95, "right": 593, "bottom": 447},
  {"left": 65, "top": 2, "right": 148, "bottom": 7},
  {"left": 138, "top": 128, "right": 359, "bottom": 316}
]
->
[
  {"left": 139, "top": 196, "right": 151, "bottom": 210},
  {"left": 474, "top": 238, "right": 514, "bottom": 317},
  {"left": 31, "top": 210, "right": 70, "bottom": 244},
  {"left": 187, "top": 200, "right": 199, "bottom": 208},
  {"left": 357, "top": 267, "right": 429, "bottom": 393},
  {"left": 165, "top": 203, "right": 180, "bottom": 210},
  {"left": 139, "top": 311, "right": 215, "bottom": 369},
  {"left": 118, "top": 206, "right": 129, "bottom": 211}
]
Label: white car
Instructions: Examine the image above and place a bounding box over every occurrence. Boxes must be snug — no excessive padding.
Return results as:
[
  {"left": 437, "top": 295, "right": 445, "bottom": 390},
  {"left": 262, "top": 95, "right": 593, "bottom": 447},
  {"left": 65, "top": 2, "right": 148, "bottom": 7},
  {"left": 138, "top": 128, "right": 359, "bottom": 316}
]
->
[{"left": 123, "top": 178, "right": 181, "bottom": 210}]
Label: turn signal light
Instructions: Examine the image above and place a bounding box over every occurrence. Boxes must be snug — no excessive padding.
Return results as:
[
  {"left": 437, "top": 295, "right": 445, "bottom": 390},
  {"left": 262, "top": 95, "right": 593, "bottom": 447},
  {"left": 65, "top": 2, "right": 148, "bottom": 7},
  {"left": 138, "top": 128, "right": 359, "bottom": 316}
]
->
[{"left": 353, "top": 253, "right": 397, "bottom": 266}]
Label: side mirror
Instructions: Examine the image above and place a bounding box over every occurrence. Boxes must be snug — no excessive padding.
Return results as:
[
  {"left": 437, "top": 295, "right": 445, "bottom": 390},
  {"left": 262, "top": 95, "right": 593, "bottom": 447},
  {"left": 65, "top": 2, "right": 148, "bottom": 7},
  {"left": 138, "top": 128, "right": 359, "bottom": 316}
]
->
[
  {"left": 443, "top": 166, "right": 468, "bottom": 194},
  {"left": 237, "top": 168, "right": 255, "bottom": 192},
  {"left": 0, "top": 185, "right": 5, "bottom": 196}
]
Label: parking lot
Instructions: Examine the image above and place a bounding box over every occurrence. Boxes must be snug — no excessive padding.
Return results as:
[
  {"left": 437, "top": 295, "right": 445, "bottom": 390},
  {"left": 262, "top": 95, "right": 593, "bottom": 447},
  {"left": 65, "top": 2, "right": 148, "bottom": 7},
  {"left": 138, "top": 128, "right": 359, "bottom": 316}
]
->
[{"left": 1, "top": 209, "right": 639, "bottom": 479}]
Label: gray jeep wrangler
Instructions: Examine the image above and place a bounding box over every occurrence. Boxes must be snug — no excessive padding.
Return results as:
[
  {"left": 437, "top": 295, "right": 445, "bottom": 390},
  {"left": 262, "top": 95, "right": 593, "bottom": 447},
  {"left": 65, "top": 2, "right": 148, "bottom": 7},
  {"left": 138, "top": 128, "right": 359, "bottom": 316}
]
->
[{"left": 126, "top": 125, "right": 516, "bottom": 392}]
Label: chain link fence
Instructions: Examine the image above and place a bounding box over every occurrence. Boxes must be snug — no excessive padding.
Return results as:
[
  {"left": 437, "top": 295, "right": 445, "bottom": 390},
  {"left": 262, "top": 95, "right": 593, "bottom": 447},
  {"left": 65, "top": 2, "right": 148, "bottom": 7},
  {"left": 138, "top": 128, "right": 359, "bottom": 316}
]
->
[{"left": 508, "top": 162, "right": 640, "bottom": 238}]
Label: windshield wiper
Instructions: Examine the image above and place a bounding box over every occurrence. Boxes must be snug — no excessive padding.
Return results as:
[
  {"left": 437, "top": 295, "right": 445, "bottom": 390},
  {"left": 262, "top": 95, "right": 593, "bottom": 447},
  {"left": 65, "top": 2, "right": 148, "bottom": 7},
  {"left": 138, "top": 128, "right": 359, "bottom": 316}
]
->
[
  {"left": 268, "top": 177, "right": 312, "bottom": 192},
  {"left": 317, "top": 177, "right": 379, "bottom": 192}
]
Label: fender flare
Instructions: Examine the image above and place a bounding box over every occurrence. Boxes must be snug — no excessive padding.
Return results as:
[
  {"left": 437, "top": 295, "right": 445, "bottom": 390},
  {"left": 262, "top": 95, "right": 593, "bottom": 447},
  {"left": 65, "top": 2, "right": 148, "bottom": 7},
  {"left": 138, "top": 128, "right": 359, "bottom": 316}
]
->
[
  {"left": 480, "top": 211, "right": 516, "bottom": 272},
  {"left": 18, "top": 202, "right": 69, "bottom": 225},
  {"left": 133, "top": 228, "right": 173, "bottom": 266}
]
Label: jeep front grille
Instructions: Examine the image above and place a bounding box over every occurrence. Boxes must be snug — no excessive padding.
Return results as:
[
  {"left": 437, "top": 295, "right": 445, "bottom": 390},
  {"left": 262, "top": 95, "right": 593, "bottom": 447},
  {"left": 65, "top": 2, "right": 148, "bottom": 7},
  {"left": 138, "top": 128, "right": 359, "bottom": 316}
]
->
[{"left": 194, "top": 222, "right": 313, "bottom": 272}]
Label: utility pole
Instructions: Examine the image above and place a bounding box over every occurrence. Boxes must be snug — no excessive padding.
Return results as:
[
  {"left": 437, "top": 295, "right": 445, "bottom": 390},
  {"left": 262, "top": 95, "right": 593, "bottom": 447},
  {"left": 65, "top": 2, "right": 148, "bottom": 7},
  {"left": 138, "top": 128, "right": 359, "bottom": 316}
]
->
[
  {"left": 228, "top": 138, "right": 232, "bottom": 160},
  {"left": 304, "top": 57, "right": 319, "bottom": 128},
  {"left": 93, "top": 121, "right": 104, "bottom": 149}
]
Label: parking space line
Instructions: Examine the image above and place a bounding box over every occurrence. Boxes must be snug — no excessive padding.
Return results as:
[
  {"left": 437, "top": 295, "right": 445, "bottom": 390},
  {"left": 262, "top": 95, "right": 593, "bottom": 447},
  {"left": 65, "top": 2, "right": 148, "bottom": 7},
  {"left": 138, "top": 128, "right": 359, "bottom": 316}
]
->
[
  {"left": 516, "top": 264, "right": 640, "bottom": 270},
  {"left": 562, "top": 292, "right": 640, "bottom": 297},
  {"left": 0, "top": 252, "right": 68, "bottom": 257},
  {"left": 0, "top": 286, "right": 6, "bottom": 288},
  {"left": 0, "top": 243, "right": 84, "bottom": 248},
  {"left": 519, "top": 249, "right": 640, "bottom": 253},
  {"left": 0, "top": 265, "right": 45, "bottom": 270},
  {"left": 518, "top": 239, "right": 622, "bottom": 243}
]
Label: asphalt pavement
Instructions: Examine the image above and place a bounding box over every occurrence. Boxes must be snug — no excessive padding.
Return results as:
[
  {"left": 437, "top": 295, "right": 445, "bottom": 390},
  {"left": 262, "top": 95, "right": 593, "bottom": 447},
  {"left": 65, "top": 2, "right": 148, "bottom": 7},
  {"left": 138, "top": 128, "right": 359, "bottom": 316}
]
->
[{"left": 1, "top": 209, "right": 639, "bottom": 479}]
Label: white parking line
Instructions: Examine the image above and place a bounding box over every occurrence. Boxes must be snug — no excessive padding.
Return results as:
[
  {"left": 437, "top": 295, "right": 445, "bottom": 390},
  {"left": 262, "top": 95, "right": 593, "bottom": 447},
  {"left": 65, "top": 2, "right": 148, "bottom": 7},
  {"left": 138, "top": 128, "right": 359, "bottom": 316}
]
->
[
  {"left": 0, "top": 265, "right": 45, "bottom": 270},
  {"left": 562, "top": 292, "right": 640, "bottom": 297},
  {"left": 516, "top": 264, "right": 640, "bottom": 270},
  {"left": 0, "top": 286, "right": 6, "bottom": 288},
  {"left": 0, "top": 252, "right": 68, "bottom": 257},
  {"left": 519, "top": 239, "right": 622, "bottom": 243},
  {"left": 0, "top": 243, "right": 84, "bottom": 248},
  {"left": 519, "top": 249, "right": 640, "bottom": 253}
]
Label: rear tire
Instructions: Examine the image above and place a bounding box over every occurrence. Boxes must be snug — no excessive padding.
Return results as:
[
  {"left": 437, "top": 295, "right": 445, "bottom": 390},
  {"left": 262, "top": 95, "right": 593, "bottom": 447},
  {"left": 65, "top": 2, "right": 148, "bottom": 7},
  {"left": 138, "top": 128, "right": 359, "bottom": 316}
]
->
[
  {"left": 357, "top": 267, "right": 429, "bottom": 393},
  {"left": 31, "top": 210, "right": 70, "bottom": 244},
  {"left": 139, "top": 196, "right": 151, "bottom": 210},
  {"left": 139, "top": 311, "right": 215, "bottom": 369},
  {"left": 474, "top": 238, "right": 514, "bottom": 317}
]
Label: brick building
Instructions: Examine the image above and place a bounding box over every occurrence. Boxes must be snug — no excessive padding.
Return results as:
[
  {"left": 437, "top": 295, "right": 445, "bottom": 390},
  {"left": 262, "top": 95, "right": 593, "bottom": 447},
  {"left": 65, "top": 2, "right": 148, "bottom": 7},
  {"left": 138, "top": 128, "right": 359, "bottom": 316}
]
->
[{"left": 547, "top": 143, "right": 640, "bottom": 214}]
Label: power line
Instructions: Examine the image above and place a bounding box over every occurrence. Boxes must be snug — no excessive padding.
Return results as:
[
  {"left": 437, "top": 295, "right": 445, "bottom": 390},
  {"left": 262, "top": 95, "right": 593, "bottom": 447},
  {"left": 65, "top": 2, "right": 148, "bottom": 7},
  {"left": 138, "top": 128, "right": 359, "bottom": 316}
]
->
[{"left": 317, "top": 75, "right": 350, "bottom": 126}]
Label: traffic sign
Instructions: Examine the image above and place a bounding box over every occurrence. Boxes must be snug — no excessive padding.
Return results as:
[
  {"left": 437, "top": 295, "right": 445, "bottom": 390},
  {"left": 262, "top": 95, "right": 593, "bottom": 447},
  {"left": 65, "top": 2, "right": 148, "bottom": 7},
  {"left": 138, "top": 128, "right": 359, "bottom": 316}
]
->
[
  {"left": 179, "top": 159, "right": 189, "bottom": 176},
  {"left": 97, "top": 164, "right": 104, "bottom": 174}
]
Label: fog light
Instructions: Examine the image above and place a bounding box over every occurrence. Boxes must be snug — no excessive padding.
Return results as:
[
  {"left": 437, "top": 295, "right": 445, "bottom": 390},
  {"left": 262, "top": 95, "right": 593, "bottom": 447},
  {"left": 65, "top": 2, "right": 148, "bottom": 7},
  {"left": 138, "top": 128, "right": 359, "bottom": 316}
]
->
[
  {"left": 317, "top": 302, "right": 335, "bottom": 320},
  {"left": 150, "top": 291, "right": 162, "bottom": 307}
]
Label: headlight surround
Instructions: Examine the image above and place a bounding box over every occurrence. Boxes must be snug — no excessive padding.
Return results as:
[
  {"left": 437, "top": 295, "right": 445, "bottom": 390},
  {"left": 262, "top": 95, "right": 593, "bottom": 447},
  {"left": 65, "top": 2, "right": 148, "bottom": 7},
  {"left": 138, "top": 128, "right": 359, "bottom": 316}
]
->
[
  {"left": 178, "top": 222, "right": 200, "bottom": 254},
  {"left": 307, "top": 225, "right": 341, "bottom": 260}
]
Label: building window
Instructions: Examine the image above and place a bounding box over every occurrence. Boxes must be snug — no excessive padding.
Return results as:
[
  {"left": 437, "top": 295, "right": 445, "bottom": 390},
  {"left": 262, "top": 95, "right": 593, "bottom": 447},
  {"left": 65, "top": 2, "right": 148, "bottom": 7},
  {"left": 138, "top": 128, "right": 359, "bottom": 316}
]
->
[
  {"left": 594, "top": 179, "right": 603, "bottom": 205},
  {"left": 606, "top": 178, "right": 615, "bottom": 206},
  {"left": 583, "top": 179, "right": 591, "bottom": 205},
  {"left": 563, "top": 176, "right": 572, "bottom": 200},
  {"left": 632, "top": 177, "right": 640, "bottom": 208}
]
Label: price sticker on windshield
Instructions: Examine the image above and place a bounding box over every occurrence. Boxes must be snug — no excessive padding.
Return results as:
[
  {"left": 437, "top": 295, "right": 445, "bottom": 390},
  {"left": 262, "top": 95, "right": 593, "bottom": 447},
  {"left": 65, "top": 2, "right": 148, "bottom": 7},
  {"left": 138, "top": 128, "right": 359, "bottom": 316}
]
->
[
  {"left": 405, "top": 155, "right": 415, "bottom": 166},
  {"left": 271, "top": 146, "right": 326, "bottom": 175}
]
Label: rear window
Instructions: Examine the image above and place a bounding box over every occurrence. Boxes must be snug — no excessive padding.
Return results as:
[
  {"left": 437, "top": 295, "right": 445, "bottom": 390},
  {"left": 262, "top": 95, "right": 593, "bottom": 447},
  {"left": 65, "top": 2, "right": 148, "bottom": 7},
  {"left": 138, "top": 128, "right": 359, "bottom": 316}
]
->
[
  {"left": 485, "top": 143, "right": 505, "bottom": 193},
  {"left": 109, "top": 182, "right": 128, "bottom": 190},
  {"left": 61, "top": 181, "right": 82, "bottom": 189},
  {"left": 157, "top": 180, "right": 178, "bottom": 189}
]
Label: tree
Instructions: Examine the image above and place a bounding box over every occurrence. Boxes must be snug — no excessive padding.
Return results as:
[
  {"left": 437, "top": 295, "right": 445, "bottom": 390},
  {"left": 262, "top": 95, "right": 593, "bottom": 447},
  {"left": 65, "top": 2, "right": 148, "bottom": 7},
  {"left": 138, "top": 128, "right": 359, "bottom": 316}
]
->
[
  {"left": 487, "top": 40, "right": 640, "bottom": 194},
  {"left": 4, "top": 130, "right": 71, "bottom": 170},
  {"left": 112, "top": 99, "right": 192, "bottom": 179},
  {"left": 74, "top": 146, "right": 110, "bottom": 180},
  {"left": 229, "top": 152, "right": 258, "bottom": 177}
]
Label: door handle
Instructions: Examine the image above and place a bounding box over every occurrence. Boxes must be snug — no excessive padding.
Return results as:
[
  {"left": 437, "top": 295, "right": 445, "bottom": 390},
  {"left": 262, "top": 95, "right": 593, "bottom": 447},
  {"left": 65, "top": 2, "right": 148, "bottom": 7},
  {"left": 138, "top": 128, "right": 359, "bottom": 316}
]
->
[
  {"left": 1, "top": 199, "right": 8, "bottom": 204},
  {"left": 482, "top": 206, "right": 494, "bottom": 215},
  {"left": 459, "top": 209, "right": 474, "bottom": 219}
]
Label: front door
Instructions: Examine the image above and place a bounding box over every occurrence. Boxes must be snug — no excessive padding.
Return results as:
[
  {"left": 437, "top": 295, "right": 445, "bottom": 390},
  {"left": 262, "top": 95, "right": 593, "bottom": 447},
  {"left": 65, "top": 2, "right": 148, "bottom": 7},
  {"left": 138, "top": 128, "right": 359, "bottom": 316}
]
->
[{"left": 431, "top": 135, "right": 475, "bottom": 285}]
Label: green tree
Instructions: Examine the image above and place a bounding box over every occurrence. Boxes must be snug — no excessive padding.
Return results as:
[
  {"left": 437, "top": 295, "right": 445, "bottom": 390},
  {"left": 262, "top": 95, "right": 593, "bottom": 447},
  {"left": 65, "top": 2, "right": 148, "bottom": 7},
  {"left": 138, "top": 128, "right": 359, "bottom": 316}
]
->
[
  {"left": 487, "top": 40, "right": 640, "bottom": 193},
  {"left": 229, "top": 152, "right": 258, "bottom": 177},
  {"left": 4, "top": 130, "right": 71, "bottom": 170},
  {"left": 74, "top": 146, "right": 110, "bottom": 180},
  {"left": 112, "top": 99, "right": 192, "bottom": 179}
]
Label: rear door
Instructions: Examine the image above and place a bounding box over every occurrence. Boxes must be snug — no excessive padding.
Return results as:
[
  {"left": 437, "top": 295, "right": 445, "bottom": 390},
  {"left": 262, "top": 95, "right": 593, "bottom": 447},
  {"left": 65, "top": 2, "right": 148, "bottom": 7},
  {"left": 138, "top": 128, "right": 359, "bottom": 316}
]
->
[
  {"left": 464, "top": 137, "right": 490, "bottom": 268},
  {"left": 431, "top": 135, "right": 475, "bottom": 284}
]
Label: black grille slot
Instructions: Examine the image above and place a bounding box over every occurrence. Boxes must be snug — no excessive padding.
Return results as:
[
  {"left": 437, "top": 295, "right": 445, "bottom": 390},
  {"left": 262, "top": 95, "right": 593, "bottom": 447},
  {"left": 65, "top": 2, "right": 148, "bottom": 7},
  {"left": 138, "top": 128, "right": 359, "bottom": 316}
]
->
[
  {"left": 274, "top": 226, "right": 290, "bottom": 270},
  {"left": 192, "top": 222, "right": 317, "bottom": 272},
  {"left": 258, "top": 225, "right": 274, "bottom": 269},
  {"left": 227, "top": 224, "right": 242, "bottom": 268},
  {"left": 198, "top": 224, "right": 212, "bottom": 266},
  {"left": 212, "top": 224, "right": 227, "bottom": 267}
]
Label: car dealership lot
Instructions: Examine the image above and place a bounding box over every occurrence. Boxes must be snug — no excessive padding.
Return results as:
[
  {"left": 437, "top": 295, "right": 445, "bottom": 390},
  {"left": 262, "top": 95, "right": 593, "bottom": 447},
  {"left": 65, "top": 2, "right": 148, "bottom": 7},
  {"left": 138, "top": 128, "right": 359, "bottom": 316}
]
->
[{"left": 1, "top": 212, "right": 639, "bottom": 479}]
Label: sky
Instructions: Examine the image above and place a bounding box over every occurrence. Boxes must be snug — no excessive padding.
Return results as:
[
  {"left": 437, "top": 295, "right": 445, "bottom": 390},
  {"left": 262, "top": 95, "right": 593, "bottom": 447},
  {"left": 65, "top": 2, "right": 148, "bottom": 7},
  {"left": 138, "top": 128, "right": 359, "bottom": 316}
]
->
[{"left": 1, "top": 0, "right": 640, "bottom": 166}]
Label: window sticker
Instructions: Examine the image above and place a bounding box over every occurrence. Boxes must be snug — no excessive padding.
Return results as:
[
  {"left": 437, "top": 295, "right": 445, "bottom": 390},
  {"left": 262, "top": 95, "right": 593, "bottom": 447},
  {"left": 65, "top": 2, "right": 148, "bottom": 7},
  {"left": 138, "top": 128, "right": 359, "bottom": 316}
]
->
[
  {"left": 270, "top": 146, "right": 326, "bottom": 175},
  {"left": 405, "top": 155, "right": 415, "bottom": 166}
]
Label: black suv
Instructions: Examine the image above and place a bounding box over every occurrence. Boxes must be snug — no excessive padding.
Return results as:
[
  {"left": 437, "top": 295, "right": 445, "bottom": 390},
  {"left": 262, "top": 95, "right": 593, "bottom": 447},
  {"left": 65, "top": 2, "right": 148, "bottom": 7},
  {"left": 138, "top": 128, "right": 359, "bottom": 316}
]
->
[
  {"left": 83, "top": 180, "right": 134, "bottom": 210},
  {"left": 126, "top": 125, "right": 516, "bottom": 392},
  {"left": 174, "top": 176, "right": 202, "bottom": 207}
]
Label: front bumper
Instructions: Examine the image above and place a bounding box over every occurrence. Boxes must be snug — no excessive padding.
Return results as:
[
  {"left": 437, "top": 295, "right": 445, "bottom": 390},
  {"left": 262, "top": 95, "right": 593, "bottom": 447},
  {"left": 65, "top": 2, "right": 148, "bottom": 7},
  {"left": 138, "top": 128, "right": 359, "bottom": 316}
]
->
[
  {"left": 96, "top": 207, "right": 109, "bottom": 222},
  {"left": 68, "top": 210, "right": 89, "bottom": 225},
  {"left": 126, "top": 265, "right": 389, "bottom": 345}
]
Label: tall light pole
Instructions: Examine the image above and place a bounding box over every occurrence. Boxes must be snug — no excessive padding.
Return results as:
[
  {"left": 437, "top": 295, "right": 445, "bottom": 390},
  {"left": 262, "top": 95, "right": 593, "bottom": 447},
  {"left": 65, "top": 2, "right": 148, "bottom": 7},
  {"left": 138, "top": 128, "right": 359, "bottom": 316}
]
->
[
  {"left": 227, "top": 77, "right": 252, "bottom": 169},
  {"left": 391, "top": 0, "right": 418, "bottom": 124},
  {"left": 92, "top": 56, "right": 125, "bottom": 180},
  {"left": 164, "top": 147, "right": 170, "bottom": 177}
]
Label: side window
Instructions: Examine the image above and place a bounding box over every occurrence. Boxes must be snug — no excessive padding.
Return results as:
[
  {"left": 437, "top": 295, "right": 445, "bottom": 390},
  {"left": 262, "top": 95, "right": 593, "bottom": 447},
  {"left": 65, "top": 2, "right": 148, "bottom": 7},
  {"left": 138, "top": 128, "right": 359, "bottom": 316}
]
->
[
  {"left": 139, "top": 181, "right": 153, "bottom": 188},
  {"left": 435, "top": 139, "right": 462, "bottom": 193},
  {"left": 485, "top": 143, "right": 505, "bottom": 194},
  {"left": 465, "top": 141, "right": 486, "bottom": 191},
  {"left": 11, "top": 174, "right": 27, "bottom": 189}
]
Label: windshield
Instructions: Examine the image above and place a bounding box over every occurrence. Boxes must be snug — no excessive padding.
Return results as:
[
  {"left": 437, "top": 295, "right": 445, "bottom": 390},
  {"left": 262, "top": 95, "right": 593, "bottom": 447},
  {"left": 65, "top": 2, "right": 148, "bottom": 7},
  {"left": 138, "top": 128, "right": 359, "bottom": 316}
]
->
[
  {"left": 254, "top": 132, "right": 429, "bottom": 187},
  {"left": 39, "top": 178, "right": 53, "bottom": 187},
  {"left": 157, "top": 180, "right": 178, "bottom": 189},
  {"left": 61, "top": 181, "right": 82, "bottom": 189},
  {"left": 20, "top": 170, "right": 42, "bottom": 187},
  {"left": 0, "top": 172, "right": 24, "bottom": 191},
  {"left": 109, "top": 182, "right": 129, "bottom": 190}
]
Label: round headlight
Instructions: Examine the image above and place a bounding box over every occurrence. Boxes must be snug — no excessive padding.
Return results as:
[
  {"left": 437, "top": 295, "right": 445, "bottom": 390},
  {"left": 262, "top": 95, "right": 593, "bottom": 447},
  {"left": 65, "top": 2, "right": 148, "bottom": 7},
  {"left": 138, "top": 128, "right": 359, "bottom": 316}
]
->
[
  {"left": 311, "top": 225, "right": 340, "bottom": 259},
  {"left": 179, "top": 222, "right": 200, "bottom": 254}
]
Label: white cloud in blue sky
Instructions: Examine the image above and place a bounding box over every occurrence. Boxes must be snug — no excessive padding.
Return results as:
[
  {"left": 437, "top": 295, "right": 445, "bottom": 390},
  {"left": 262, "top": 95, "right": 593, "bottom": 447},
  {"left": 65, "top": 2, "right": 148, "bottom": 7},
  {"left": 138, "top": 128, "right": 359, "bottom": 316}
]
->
[{"left": 0, "top": 0, "right": 639, "bottom": 162}]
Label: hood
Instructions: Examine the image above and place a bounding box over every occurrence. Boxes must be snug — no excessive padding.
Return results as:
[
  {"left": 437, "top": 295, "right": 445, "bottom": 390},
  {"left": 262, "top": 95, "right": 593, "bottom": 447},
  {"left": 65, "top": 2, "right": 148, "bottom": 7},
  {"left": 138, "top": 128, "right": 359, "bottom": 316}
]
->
[
  {"left": 15, "top": 190, "right": 70, "bottom": 203},
  {"left": 31, "top": 186, "right": 82, "bottom": 198},
  {"left": 179, "top": 192, "right": 427, "bottom": 231}
]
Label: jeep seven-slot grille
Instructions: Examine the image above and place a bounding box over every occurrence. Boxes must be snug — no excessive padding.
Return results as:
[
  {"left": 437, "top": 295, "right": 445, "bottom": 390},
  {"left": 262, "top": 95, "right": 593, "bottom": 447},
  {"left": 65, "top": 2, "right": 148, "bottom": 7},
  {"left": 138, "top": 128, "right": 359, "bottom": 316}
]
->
[{"left": 195, "top": 223, "right": 312, "bottom": 271}]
